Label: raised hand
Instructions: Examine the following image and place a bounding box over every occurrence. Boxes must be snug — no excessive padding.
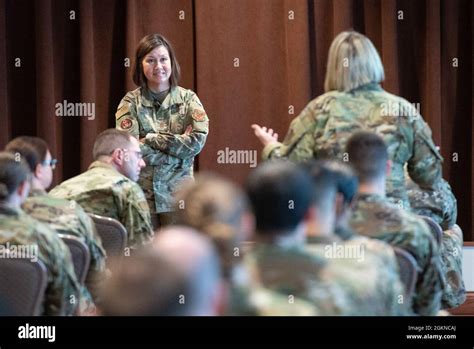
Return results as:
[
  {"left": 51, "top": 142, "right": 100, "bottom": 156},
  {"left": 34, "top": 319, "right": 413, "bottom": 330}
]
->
[{"left": 251, "top": 124, "right": 278, "bottom": 146}]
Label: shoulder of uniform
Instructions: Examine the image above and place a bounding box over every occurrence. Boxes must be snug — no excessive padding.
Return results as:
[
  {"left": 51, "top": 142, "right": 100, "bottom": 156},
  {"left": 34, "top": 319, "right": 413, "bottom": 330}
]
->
[
  {"left": 309, "top": 90, "right": 341, "bottom": 106},
  {"left": 114, "top": 179, "right": 147, "bottom": 203},
  {"left": 104, "top": 173, "right": 128, "bottom": 190},
  {"left": 29, "top": 215, "right": 58, "bottom": 236},
  {"left": 52, "top": 197, "right": 76, "bottom": 213},
  {"left": 379, "top": 91, "right": 421, "bottom": 121},
  {"left": 128, "top": 181, "right": 147, "bottom": 198},
  {"left": 396, "top": 211, "right": 428, "bottom": 240},
  {"left": 71, "top": 200, "right": 88, "bottom": 214},
  {"left": 176, "top": 85, "right": 193, "bottom": 94},
  {"left": 125, "top": 87, "right": 142, "bottom": 99},
  {"left": 118, "top": 88, "right": 142, "bottom": 108},
  {"left": 113, "top": 176, "right": 139, "bottom": 192},
  {"left": 6, "top": 210, "right": 35, "bottom": 230},
  {"left": 30, "top": 193, "right": 68, "bottom": 207},
  {"left": 303, "top": 91, "right": 344, "bottom": 118},
  {"left": 176, "top": 85, "right": 190, "bottom": 93},
  {"left": 175, "top": 86, "right": 199, "bottom": 102}
]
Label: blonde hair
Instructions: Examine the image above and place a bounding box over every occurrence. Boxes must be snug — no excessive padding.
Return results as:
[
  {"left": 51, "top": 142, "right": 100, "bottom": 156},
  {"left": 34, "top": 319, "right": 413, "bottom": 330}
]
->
[{"left": 324, "top": 31, "right": 385, "bottom": 92}]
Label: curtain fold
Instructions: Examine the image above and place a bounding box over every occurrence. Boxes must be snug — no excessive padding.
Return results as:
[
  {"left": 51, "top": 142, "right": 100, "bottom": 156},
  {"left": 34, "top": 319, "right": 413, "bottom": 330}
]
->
[{"left": 0, "top": 0, "right": 471, "bottom": 238}]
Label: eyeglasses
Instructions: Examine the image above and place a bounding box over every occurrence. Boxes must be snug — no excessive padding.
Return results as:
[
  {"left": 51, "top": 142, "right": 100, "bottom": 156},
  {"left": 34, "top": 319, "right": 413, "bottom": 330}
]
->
[
  {"left": 121, "top": 148, "right": 143, "bottom": 160},
  {"left": 42, "top": 158, "right": 58, "bottom": 170}
]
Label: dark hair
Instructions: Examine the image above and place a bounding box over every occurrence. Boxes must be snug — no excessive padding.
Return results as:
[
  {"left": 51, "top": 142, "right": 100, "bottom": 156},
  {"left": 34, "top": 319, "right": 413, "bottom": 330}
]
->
[
  {"left": 175, "top": 173, "right": 250, "bottom": 279},
  {"left": 346, "top": 131, "right": 388, "bottom": 182},
  {"left": 5, "top": 136, "right": 49, "bottom": 172},
  {"left": 305, "top": 161, "right": 338, "bottom": 214},
  {"left": 246, "top": 161, "right": 313, "bottom": 234},
  {"left": 0, "top": 152, "right": 31, "bottom": 201},
  {"left": 92, "top": 129, "right": 133, "bottom": 160},
  {"left": 316, "top": 160, "right": 358, "bottom": 205},
  {"left": 133, "top": 34, "right": 181, "bottom": 88}
]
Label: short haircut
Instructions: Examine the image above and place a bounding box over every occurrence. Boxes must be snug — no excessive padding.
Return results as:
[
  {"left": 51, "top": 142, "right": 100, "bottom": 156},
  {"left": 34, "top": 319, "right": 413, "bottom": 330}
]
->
[
  {"left": 175, "top": 173, "right": 250, "bottom": 279},
  {"left": 317, "top": 160, "right": 358, "bottom": 205},
  {"left": 100, "top": 250, "right": 190, "bottom": 316},
  {"left": 133, "top": 33, "right": 181, "bottom": 88},
  {"left": 92, "top": 129, "right": 133, "bottom": 160},
  {"left": 324, "top": 31, "right": 385, "bottom": 92},
  {"left": 5, "top": 136, "right": 49, "bottom": 171},
  {"left": 246, "top": 161, "right": 313, "bottom": 234},
  {"left": 152, "top": 226, "right": 222, "bottom": 315},
  {"left": 305, "top": 161, "right": 338, "bottom": 214},
  {"left": 102, "top": 228, "right": 222, "bottom": 316},
  {"left": 0, "top": 152, "right": 31, "bottom": 201},
  {"left": 346, "top": 131, "right": 388, "bottom": 183}
]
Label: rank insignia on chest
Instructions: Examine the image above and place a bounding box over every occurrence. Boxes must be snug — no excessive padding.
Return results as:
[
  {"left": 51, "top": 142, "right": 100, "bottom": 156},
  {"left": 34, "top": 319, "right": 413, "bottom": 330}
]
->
[
  {"left": 120, "top": 118, "right": 133, "bottom": 130},
  {"left": 192, "top": 109, "right": 207, "bottom": 122}
]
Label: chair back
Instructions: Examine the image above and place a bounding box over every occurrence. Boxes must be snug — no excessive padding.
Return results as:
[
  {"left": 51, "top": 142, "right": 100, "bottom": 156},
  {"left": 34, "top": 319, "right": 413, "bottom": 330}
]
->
[
  {"left": 59, "top": 234, "right": 90, "bottom": 284},
  {"left": 0, "top": 251, "right": 48, "bottom": 315},
  {"left": 88, "top": 214, "right": 127, "bottom": 263},
  {"left": 419, "top": 215, "right": 443, "bottom": 246},
  {"left": 393, "top": 246, "right": 418, "bottom": 299}
]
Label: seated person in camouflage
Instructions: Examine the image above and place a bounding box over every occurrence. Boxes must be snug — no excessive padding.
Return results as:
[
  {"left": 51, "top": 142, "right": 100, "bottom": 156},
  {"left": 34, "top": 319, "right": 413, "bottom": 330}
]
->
[
  {"left": 101, "top": 226, "right": 223, "bottom": 315},
  {"left": 406, "top": 173, "right": 466, "bottom": 309},
  {"left": 316, "top": 160, "right": 407, "bottom": 283},
  {"left": 252, "top": 30, "right": 445, "bottom": 213},
  {"left": 347, "top": 132, "right": 444, "bottom": 315},
  {"left": 244, "top": 160, "right": 371, "bottom": 315},
  {"left": 6, "top": 136, "right": 107, "bottom": 302},
  {"left": 49, "top": 129, "right": 154, "bottom": 248},
  {"left": 321, "top": 161, "right": 359, "bottom": 241},
  {"left": 174, "top": 173, "right": 316, "bottom": 316},
  {"left": 305, "top": 160, "right": 409, "bottom": 315},
  {"left": 174, "top": 173, "right": 254, "bottom": 315},
  {"left": 0, "top": 152, "right": 83, "bottom": 315}
]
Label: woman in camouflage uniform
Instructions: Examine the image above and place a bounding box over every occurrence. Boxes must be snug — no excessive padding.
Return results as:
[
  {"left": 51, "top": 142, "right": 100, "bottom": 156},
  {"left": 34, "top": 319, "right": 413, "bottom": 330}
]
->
[
  {"left": 116, "top": 34, "right": 209, "bottom": 228},
  {"left": 252, "top": 30, "right": 450, "bottom": 214},
  {"left": 0, "top": 152, "right": 83, "bottom": 315}
]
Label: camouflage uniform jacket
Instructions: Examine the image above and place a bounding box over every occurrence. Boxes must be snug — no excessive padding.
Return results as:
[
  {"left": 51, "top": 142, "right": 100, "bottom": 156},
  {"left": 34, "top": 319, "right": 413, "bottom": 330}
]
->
[
  {"left": 306, "top": 235, "right": 409, "bottom": 315},
  {"left": 0, "top": 205, "right": 82, "bottom": 315},
  {"left": 262, "top": 83, "right": 443, "bottom": 208},
  {"left": 22, "top": 188, "right": 107, "bottom": 302},
  {"left": 235, "top": 287, "right": 320, "bottom": 316},
  {"left": 349, "top": 193, "right": 445, "bottom": 315},
  {"left": 227, "top": 261, "right": 319, "bottom": 316},
  {"left": 49, "top": 161, "right": 153, "bottom": 248},
  {"left": 406, "top": 177, "right": 465, "bottom": 308},
  {"left": 116, "top": 86, "right": 209, "bottom": 213},
  {"left": 243, "top": 242, "right": 367, "bottom": 315}
]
